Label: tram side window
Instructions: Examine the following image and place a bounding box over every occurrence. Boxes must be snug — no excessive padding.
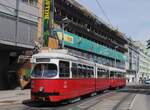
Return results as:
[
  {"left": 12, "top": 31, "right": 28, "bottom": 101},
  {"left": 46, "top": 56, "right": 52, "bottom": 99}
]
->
[
  {"left": 85, "top": 66, "right": 90, "bottom": 78},
  {"left": 72, "top": 63, "right": 78, "bottom": 78},
  {"left": 118, "top": 72, "right": 125, "bottom": 78},
  {"left": 78, "top": 64, "right": 84, "bottom": 78},
  {"left": 97, "top": 68, "right": 108, "bottom": 78},
  {"left": 59, "top": 61, "right": 70, "bottom": 77},
  {"left": 117, "top": 73, "right": 122, "bottom": 78},
  {"left": 97, "top": 68, "right": 102, "bottom": 77},
  {"left": 122, "top": 73, "right": 125, "bottom": 78},
  {"left": 89, "top": 67, "right": 94, "bottom": 78},
  {"left": 105, "top": 70, "right": 109, "bottom": 77},
  {"left": 110, "top": 71, "right": 115, "bottom": 78},
  {"left": 82, "top": 65, "right": 87, "bottom": 78},
  {"left": 72, "top": 63, "right": 94, "bottom": 78}
]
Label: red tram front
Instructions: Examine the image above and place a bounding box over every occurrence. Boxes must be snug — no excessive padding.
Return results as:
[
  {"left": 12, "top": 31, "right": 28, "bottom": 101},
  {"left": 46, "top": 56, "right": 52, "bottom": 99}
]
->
[{"left": 31, "top": 52, "right": 96, "bottom": 102}]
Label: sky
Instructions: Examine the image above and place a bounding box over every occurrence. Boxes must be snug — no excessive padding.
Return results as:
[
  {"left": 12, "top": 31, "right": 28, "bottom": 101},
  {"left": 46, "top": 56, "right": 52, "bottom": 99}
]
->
[{"left": 76, "top": 0, "right": 150, "bottom": 43}]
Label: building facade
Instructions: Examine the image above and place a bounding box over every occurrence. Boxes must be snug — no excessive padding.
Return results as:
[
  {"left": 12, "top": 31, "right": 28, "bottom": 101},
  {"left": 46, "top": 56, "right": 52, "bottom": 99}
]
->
[
  {"left": 126, "top": 38, "right": 139, "bottom": 83},
  {"left": 138, "top": 51, "right": 150, "bottom": 81},
  {"left": 0, "top": 0, "right": 38, "bottom": 89},
  {"left": 134, "top": 41, "right": 150, "bottom": 82}
]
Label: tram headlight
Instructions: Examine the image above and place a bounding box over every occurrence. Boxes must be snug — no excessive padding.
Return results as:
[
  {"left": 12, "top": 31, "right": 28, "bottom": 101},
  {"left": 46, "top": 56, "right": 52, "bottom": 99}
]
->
[{"left": 39, "top": 86, "right": 44, "bottom": 92}]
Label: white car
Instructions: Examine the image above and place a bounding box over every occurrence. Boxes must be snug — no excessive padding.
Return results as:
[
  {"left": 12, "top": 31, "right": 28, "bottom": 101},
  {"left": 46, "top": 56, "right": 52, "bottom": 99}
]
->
[{"left": 144, "top": 80, "right": 150, "bottom": 84}]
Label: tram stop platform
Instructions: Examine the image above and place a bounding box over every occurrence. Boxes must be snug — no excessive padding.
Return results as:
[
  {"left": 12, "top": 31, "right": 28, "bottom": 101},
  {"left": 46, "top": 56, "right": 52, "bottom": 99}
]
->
[{"left": 0, "top": 89, "right": 30, "bottom": 106}]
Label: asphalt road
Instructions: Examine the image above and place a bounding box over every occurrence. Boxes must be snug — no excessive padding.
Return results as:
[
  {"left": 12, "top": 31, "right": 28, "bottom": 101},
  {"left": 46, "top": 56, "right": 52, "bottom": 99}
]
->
[
  {"left": 0, "top": 90, "right": 131, "bottom": 110},
  {"left": 1, "top": 85, "right": 150, "bottom": 110}
]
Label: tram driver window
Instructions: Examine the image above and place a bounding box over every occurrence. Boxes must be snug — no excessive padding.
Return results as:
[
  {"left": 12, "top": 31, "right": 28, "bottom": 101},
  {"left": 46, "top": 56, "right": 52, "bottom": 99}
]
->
[{"left": 59, "top": 61, "right": 70, "bottom": 77}]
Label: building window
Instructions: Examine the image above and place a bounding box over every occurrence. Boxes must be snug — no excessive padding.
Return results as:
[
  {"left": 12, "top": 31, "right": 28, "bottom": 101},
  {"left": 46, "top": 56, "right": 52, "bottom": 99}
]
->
[{"left": 22, "top": 0, "right": 37, "bottom": 6}]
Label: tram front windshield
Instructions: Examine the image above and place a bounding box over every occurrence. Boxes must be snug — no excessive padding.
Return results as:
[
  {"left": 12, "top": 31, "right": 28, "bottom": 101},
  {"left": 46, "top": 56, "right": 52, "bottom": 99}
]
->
[{"left": 32, "top": 64, "right": 57, "bottom": 77}]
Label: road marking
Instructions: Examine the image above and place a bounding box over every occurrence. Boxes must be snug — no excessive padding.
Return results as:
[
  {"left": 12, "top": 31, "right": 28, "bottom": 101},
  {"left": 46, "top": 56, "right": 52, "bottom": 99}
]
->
[{"left": 128, "top": 94, "right": 137, "bottom": 110}]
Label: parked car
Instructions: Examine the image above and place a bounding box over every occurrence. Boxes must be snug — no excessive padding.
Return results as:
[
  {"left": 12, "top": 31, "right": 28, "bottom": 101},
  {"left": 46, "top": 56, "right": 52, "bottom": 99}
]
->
[{"left": 144, "top": 79, "right": 150, "bottom": 84}]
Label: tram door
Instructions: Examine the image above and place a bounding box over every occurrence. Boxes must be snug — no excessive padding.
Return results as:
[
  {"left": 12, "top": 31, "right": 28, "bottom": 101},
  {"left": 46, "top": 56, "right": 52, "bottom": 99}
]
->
[
  {"left": 59, "top": 60, "right": 71, "bottom": 98},
  {"left": 71, "top": 63, "right": 78, "bottom": 97}
]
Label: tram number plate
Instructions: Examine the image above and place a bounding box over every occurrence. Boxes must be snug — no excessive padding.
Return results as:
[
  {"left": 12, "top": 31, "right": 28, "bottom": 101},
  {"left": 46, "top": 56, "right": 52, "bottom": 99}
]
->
[{"left": 39, "top": 97, "right": 45, "bottom": 101}]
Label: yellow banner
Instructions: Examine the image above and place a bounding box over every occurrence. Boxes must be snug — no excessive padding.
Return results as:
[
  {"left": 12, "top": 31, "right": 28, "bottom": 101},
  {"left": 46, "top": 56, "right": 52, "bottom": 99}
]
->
[
  {"left": 44, "top": 0, "right": 50, "bottom": 20},
  {"left": 57, "top": 32, "right": 73, "bottom": 44}
]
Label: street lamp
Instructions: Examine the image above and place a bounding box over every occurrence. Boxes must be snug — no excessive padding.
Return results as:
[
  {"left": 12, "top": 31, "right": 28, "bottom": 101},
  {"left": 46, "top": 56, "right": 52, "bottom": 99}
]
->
[
  {"left": 61, "top": 17, "right": 69, "bottom": 49},
  {"left": 114, "top": 46, "right": 119, "bottom": 68}
]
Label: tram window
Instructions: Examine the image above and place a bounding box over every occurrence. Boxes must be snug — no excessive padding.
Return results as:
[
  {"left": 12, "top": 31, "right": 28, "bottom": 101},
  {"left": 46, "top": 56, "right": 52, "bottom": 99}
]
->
[
  {"left": 32, "top": 64, "right": 42, "bottom": 77},
  {"left": 43, "top": 64, "right": 57, "bottom": 77},
  {"left": 110, "top": 71, "right": 114, "bottom": 77},
  {"left": 122, "top": 73, "right": 125, "bottom": 78},
  {"left": 59, "top": 61, "right": 70, "bottom": 77},
  {"left": 72, "top": 63, "right": 78, "bottom": 78},
  {"left": 90, "top": 67, "right": 94, "bottom": 78},
  {"left": 84, "top": 66, "right": 89, "bottom": 78},
  {"left": 117, "top": 73, "right": 122, "bottom": 78},
  {"left": 32, "top": 64, "right": 57, "bottom": 77},
  {"left": 114, "top": 72, "right": 117, "bottom": 77},
  {"left": 80, "top": 65, "right": 94, "bottom": 78},
  {"left": 88, "top": 66, "right": 93, "bottom": 78},
  {"left": 97, "top": 68, "right": 102, "bottom": 77},
  {"left": 83, "top": 65, "right": 91, "bottom": 78},
  {"left": 97, "top": 68, "right": 108, "bottom": 78},
  {"left": 78, "top": 64, "right": 84, "bottom": 78},
  {"left": 105, "top": 70, "right": 109, "bottom": 77},
  {"left": 82, "top": 65, "right": 86, "bottom": 78},
  {"left": 101, "top": 70, "right": 108, "bottom": 78}
]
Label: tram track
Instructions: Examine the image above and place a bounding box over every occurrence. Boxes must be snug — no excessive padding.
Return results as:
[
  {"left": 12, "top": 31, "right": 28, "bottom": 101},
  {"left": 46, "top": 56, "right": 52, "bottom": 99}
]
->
[
  {"left": 1, "top": 88, "right": 147, "bottom": 110},
  {"left": 20, "top": 90, "right": 132, "bottom": 110},
  {"left": 58, "top": 90, "right": 130, "bottom": 110},
  {"left": 61, "top": 88, "right": 139, "bottom": 110},
  {"left": 56, "top": 90, "right": 115, "bottom": 110}
]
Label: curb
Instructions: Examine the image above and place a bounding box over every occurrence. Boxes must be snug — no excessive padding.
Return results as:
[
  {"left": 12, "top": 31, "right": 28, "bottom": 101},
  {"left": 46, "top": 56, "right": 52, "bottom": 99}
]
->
[{"left": 0, "top": 99, "right": 31, "bottom": 106}]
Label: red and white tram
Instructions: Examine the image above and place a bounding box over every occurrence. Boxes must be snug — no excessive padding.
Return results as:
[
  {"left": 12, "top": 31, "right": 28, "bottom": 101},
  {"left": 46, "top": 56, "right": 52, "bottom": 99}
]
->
[{"left": 31, "top": 50, "right": 126, "bottom": 102}]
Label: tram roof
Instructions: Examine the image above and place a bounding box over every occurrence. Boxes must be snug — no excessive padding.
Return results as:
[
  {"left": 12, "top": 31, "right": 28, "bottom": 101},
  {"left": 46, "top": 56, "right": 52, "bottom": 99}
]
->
[
  {"left": 32, "top": 49, "right": 95, "bottom": 65},
  {"left": 32, "top": 49, "right": 126, "bottom": 72},
  {"left": 32, "top": 52, "right": 78, "bottom": 61}
]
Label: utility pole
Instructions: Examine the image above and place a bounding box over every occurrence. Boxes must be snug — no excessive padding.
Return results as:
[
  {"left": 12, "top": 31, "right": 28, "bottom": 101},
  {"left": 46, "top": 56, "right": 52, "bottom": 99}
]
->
[{"left": 114, "top": 46, "right": 118, "bottom": 68}]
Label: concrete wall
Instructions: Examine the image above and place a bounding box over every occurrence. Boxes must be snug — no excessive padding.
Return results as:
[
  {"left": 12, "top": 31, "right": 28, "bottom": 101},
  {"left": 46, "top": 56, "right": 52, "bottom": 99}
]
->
[
  {"left": 0, "top": 0, "right": 38, "bottom": 48},
  {"left": 0, "top": 52, "right": 9, "bottom": 89}
]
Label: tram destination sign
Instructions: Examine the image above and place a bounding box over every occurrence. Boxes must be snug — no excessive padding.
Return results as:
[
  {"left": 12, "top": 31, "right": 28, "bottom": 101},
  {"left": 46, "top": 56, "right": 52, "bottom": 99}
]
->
[{"left": 36, "top": 58, "right": 50, "bottom": 62}]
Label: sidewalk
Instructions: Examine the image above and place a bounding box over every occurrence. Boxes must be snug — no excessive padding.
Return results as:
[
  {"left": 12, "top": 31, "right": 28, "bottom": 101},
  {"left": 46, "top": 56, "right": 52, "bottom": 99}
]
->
[{"left": 0, "top": 89, "right": 30, "bottom": 106}]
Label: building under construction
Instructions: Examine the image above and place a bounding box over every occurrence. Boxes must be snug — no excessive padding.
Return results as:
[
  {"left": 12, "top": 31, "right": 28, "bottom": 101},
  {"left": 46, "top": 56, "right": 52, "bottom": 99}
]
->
[{"left": 49, "top": 0, "right": 128, "bottom": 69}]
